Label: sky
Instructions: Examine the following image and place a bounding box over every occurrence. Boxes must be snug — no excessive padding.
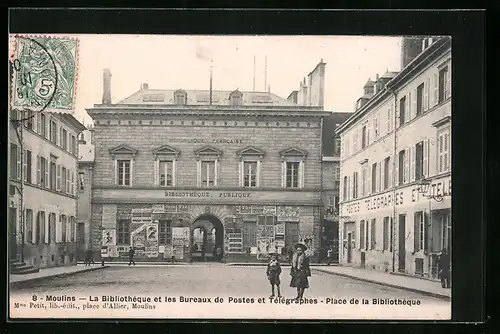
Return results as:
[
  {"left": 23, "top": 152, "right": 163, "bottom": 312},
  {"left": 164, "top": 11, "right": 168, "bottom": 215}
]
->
[{"left": 64, "top": 35, "right": 402, "bottom": 125}]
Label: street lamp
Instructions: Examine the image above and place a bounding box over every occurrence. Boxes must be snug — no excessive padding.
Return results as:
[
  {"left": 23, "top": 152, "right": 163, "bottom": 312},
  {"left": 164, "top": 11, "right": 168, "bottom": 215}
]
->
[{"left": 417, "top": 178, "right": 444, "bottom": 202}]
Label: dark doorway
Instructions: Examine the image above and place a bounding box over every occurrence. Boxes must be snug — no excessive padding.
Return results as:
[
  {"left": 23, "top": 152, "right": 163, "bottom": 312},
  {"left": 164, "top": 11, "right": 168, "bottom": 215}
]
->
[
  {"left": 77, "top": 223, "right": 85, "bottom": 261},
  {"left": 398, "top": 214, "right": 406, "bottom": 272},
  {"left": 191, "top": 215, "right": 224, "bottom": 262},
  {"left": 9, "top": 208, "right": 17, "bottom": 261},
  {"left": 347, "top": 233, "right": 353, "bottom": 264},
  {"left": 360, "top": 251, "right": 366, "bottom": 268}
]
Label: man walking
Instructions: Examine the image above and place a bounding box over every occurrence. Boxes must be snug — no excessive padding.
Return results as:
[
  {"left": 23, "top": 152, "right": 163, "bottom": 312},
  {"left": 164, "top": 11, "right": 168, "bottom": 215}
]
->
[
  {"left": 326, "top": 246, "right": 334, "bottom": 266},
  {"left": 438, "top": 248, "right": 450, "bottom": 288},
  {"left": 128, "top": 246, "right": 136, "bottom": 266}
]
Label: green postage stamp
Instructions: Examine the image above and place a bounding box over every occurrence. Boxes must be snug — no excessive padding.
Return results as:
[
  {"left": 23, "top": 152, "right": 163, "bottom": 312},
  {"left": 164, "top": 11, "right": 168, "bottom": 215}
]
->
[{"left": 9, "top": 35, "right": 79, "bottom": 112}]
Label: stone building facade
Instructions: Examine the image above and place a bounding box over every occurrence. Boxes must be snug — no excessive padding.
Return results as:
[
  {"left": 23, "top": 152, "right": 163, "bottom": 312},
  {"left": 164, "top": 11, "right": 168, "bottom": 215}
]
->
[
  {"left": 87, "top": 63, "right": 330, "bottom": 262},
  {"left": 9, "top": 109, "right": 86, "bottom": 268},
  {"left": 337, "top": 37, "right": 451, "bottom": 278}
]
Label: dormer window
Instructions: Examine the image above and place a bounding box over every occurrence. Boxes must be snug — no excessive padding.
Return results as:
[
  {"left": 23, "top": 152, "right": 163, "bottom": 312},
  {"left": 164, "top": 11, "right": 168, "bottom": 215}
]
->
[
  {"left": 229, "top": 89, "right": 243, "bottom": 106},
  {"left": 174, "top": 89, "right": 187, "bottom": 105}
]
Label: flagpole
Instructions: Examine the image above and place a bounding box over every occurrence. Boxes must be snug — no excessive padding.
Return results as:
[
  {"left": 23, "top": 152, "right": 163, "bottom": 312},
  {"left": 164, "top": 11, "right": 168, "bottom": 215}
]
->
[{"left": 209, "top": 61, "right": 213, "bottom": 106}]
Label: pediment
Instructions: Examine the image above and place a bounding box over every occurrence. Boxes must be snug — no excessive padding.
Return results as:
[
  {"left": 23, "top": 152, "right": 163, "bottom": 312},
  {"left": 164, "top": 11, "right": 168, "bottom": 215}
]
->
[
  {"left": 109, "top": 144, "right": 138, "bottom": 156},
  {"left": 236, "top": 146, "right": 265, "bottom": 158},
  {"left": 279, "top": 147, "right": 308, "bottom": 158},
  {"left": 153, "top": 145, "right": 180, "bottom": 157},
  {"left": 194, "top": 146, "right": 223, "bottom": 158}
]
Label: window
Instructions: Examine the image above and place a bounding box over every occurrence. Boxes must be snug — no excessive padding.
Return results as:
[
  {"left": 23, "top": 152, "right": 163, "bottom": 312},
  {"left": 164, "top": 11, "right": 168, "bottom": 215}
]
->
[
  {"left": 383, "top": 157, "right": 390, "bottom": 190},
  {"left": 201, "top": 161, "right": 216, "bottom": 188},
  {"left": 414, "top": 211, "right": 426, "bottom": 252},
  {"left": 70, "top": 135, "right": 76, "bottom": 155},
  {"left": 49, "top": 213, "right": 56, "bottom": 244},
  {"left": 159, "top": 161, "right": 173, "bottom": 187},
  {"left": 439, "top": 66, "right": 450, "bottom": 103},
  {"left": 371, "top": 163, "right": 377, "bottom": 193},
  {"left": 361, "top": 125, "right": 367, "bottom": 148},
  {"left": 415, "top": 141, "right": 424, "bottom": 180},
  {"left": 50, "top": 119, "right": 57, "bottom": 143},
  {"left": 243, "top": 161, "right": 257, "bottom": 187},
  {"left": 417, "top": 83, "right": 424, "bottom": 116},
  {"left": 438, "top": 128, "right": 450, "bottom": 173},
  {"left": 24, "top": 110, "right": 34, "bottom": 130},
  {"left": 62, "top": 167, "right": 67, "bottom": 193},
  {"left": 343, "top": 176, "right": 348, "bottom": 201},
  {"left": 40, "top": 157, "right": 48, "bottom": 187},
  {"left": 79, "top": 172, "right": 85, "bottom": 191},
  {"left": 359, "top": 220, "right": 365, "bottom": 250},
  {"left": 61, "top": 215, "right": 67, "bottom": 242},
  {"left": 62, "top": 128, "right": 68, "bottom": 150},
  {"left": 398, "top": 150, "right": 406, "bottom": 185},
  {"left": 352, "top": 172, "right": 358, "bottom": 199},
  {"left": 24, "top": 150, "right": 32, "bottom": 183},
  {"left": 117, "top": 160, "right": 131, "bottom": 186},
  {"left": 159, "top": 220, "right": 172, "bottom": 245},
  {"left": 399, "top": 96, "right": 406, "bottom": 126},
  {"left": 361, "top": 165, "right": 368, "bottom": 196},
  {"left": 243, "top": 221, "right": 257, "bottom": 248},
  {"left": 50, "top": 161, "right": 56, "bottom": 190},
  {"left": 374, "top": 114, "right": 379, "bottom": 140},
  {"left": 286, "top": 162, "right": 299, "bottom": 188},
  {"left": 390, "top": 217, "right": 393, "bottom": 252},
  {"left": 334, "top": 136, "right": 341, "bottom": 155},
  {"left": 25, "top": 209, "right": 33, "bottom": 244},
  {"left": 334, "top": 196, "right": 339, "bottom": 211},
  {"left": 38, "top": 211, "right": 46, "bottom": 244},
  {"left": 40, "top": 113, "right": 47, "bottom": 137},
  {"left": 10, "top": 143, "right": 21, "bottom": 179},
  {"left": 117, "top": 220, "right": 131, "bottom": 245},
  {"left": 383, "top": 217, "right": 390, "bottom": 251},
  {"left": 387, "top": 106, "right": 393, "bottom": 132},
  {"left": 370, "top": 219, "right": 376, "bottom": 250},
  {"left": 334, "top": 166, "right": 340, "bottom": 188}
]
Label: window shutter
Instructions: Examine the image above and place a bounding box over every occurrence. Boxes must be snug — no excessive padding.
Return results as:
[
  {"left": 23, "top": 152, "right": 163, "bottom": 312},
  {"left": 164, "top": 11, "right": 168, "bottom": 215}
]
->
[
  {"left": 44, "top": 159, "right": 49, "bottom": 187},
  {"left": 404, "top": 95, "right": 410, "bottom": 124},
  {"left": 423, "top": 139, "right": 429, "bottom": 178},
  {"left": 56, "top": 218, "right": 61, "bottom": 243},
  {"left": 130, "top": 159, "right": 134, "bottom": 187},
  {"left": 413, "top": 212, "right": 420, "bottom": 252},
  {"left": 412, "top": 89, "right": 417, "bottom": 119},
  {"left": 58, "top": 126, "right": 62, "bottom": 147},
  {"left": 433, "top": 73, "right": 438, "bottom": 106},
  {"left": 299, "top": 160, "right": 304, "bottom": 188},
  {"left": 36, "top": 156, "right": 41, "bottom": 185},
  {"left": 408, "top": 91, "right": 412, "bottom": 121},
  {"left": 239, "top": 160, "right": 243, "bottom": 187},
  {"left": 16, "top": 146, "right": 21, "bottom": 179},
  {"left": 197, "top": 160, "right": 202, "bottom": 187},
  {"left": 45, "top": 216, "right": 49, "bottom": 244},
  {"left": 366, "top": 123, "right": 370, "bottom": 146},
  {"left": 37, "top": 114, "right": 41, "bottom": 134},
  {"left": 256, "top": 160, "right": 261, "bottom": 187},
  {"left": 22, "top": 149, "right": 27, "bottom": 182},
  {"left": 378, "top": 161, "right": 383, "bottom": 191},
  {"left": 367, "top": 166, "right": 371, "bottom": 195},
  {"left": 423, "top": 212, "right": 429, "bottom": 255},
  {"left": 347, "top": 175, "right": 351, "bottom": 200},
  {"left": 404, "top": 148, "right": 410, "bottom": 183},
  {"left": 395, "top": 154, "right": 400, "bottom": 186},
  {"left": 154, "top": 159, "right": 159, "bottom": 186},
  {"left": 388, "top": 157, "right": 392, "bottom": 188},
  {"left": 56, "top": 165, "right": 61, "bottom": 191},
  {"left": 444, "top": 132, "right": 450, "bottom": 171},
  {"left": 446, "top": 66, "right": 451, "bottom": 99},
  {"left": 32, "top": 212, "right": 36, "bottom": 244},
  {"left": 281, "top": 161, "right": 285, "bottom": 188},
  {"left": 113, "top": 160, "right": 118, "bottom": 185},
  {"left": 424, "top": 78, "right": 430, "bottom": 111},
  {"left": 172, "top": 159, "right": 177, "bottom": 187},
  {"left": 410, "top": 146, "right": 415, "bottom": 182}
]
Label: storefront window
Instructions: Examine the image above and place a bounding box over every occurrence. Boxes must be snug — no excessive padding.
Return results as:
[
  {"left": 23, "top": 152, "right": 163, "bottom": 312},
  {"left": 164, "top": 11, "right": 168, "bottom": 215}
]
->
[
  {"left": 117, "top": 220, "right": 130, "bottom": 245},
  {"left": 159, "top": 220, "right": 172, "bottom": 245}
]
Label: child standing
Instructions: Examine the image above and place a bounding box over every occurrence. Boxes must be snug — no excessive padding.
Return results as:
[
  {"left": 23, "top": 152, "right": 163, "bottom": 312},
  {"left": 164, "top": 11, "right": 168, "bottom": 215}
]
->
[{"left": 267, "top": 253, "right": 282, "bottom": 298}]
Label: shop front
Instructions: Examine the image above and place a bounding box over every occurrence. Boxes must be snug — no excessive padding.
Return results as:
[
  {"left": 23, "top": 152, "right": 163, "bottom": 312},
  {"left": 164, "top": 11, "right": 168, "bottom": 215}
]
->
[{"left": 93, "top": 188, "right": 322, "bottom": 263}]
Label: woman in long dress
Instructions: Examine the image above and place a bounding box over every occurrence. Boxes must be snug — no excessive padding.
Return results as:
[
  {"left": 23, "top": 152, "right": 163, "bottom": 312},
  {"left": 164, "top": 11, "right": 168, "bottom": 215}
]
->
[{"left": 290, "top": 243, "right": 311, "bottom": 300}]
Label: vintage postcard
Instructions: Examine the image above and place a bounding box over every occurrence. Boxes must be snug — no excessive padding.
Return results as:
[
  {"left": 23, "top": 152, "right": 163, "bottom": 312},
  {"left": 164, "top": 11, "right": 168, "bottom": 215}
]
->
[{"left": 8, "top": 34, "right": 452, "bottom": 320}]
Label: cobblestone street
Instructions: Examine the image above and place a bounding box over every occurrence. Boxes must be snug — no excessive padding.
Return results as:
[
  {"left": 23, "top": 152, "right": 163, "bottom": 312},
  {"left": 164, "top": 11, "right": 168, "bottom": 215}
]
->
[{"left": 11, "top": 264, "right": 449, "bottom": 302}]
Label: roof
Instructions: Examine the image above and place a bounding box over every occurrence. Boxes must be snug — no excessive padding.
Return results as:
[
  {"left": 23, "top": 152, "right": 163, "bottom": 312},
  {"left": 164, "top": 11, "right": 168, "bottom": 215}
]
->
[
  {"left": 116, "top": 89, "right": 297, "bottom": 107},
  {"left": 322, "top": 112, "right": 353, "bottom": 156},
  {"left": 53, "top": 112, "right": 87, "bottom": 132},
  {"left": 357, "top": 94, "right": 373, "bottom": 101},
  {"left": 363, "top": 80, "right": 376, "bottom": 87},
  {"left": 380, "top": 71, "right": 399, "bottom": 79}
]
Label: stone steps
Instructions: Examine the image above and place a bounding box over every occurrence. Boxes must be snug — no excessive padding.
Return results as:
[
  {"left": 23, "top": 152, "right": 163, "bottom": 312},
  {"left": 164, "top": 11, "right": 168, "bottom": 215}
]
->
[{"left": 10, "top": 261, "right": 40, "bottom": 275}]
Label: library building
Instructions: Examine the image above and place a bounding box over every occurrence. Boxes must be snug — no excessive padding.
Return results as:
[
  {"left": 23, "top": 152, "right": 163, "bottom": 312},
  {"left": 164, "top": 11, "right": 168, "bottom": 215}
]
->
[{"left": 86, "top": 62, "right": 330, "bottom": 262}]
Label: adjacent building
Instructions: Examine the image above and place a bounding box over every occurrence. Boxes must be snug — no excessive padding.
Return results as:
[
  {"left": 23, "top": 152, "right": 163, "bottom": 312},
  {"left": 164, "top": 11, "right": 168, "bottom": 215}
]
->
[
  {"left": 320, "top": 112, "right": 352, "bottom": 262},
  {"left": 76, "top": 127, "right": 95, "bottom": 260},
  {"left": 9, "top": 108, "right": 86, "bottom": 269},
  {"left": 86, "top": 62, "right": 330, "bottom": 263},
  {"left": 337, "top": 36, "right": 451, "bottom": 279}
]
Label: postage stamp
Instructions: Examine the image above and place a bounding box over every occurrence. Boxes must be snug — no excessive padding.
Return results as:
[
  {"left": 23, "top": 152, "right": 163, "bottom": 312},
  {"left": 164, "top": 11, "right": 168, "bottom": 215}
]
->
[{"left": 9, "top": 35, "right": 79, "bottom": 112}]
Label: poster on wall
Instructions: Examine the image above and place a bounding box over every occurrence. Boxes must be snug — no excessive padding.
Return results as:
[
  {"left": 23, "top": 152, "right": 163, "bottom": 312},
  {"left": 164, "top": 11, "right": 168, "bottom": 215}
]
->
[
  {"left": 274, "top": 223, "right": 286, "bottom": 248},
  {"left": 102, "top": 229, "right": 116, "bottom": 246},
  {"left": 299, "top": 235, "right": 315, "bottom": 257},
  {"left": 145, "top": 223, "right": 159, "bottom": 258},
  {"left": 172, "top": 227, "right": 190, "bottom": 260},
  {"left": 278, "top": 206, "right": 300, "bottom": 222}
]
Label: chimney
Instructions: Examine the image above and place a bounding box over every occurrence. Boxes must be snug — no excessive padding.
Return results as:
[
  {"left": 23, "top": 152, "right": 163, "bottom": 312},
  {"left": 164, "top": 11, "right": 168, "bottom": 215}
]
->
[
  {"left": 376, "top": 73, "right": 379, "bottom": 80},
  {"left": 142, "top": 83, "right": 149, "bottom": 90},
  {"left": 400, "top": 37, "right": 425, "bottom": 69},
  {"left": 78, "top": 132, "right": 86, "bottom": 145},
  {"left": 102, "top": 69, "right": 112, "bottom": 105}
]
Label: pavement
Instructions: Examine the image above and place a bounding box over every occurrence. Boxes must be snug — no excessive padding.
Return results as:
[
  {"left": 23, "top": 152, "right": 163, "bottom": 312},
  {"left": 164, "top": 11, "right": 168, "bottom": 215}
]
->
[{"left": 10, "top": 262, "right": 450, "bottom": 300}]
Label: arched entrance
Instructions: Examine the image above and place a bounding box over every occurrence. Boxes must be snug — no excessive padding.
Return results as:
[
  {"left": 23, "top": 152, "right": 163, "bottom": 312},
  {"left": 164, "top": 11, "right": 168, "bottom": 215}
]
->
[{"left": 191, "top": 214, "right": 224, "bottom": 262}]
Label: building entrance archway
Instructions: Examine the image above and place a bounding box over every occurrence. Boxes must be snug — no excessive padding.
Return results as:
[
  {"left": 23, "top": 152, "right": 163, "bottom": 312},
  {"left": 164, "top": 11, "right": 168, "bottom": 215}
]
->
[{"left": 191, "top": 214, "right": 224, "bottom": 262}]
